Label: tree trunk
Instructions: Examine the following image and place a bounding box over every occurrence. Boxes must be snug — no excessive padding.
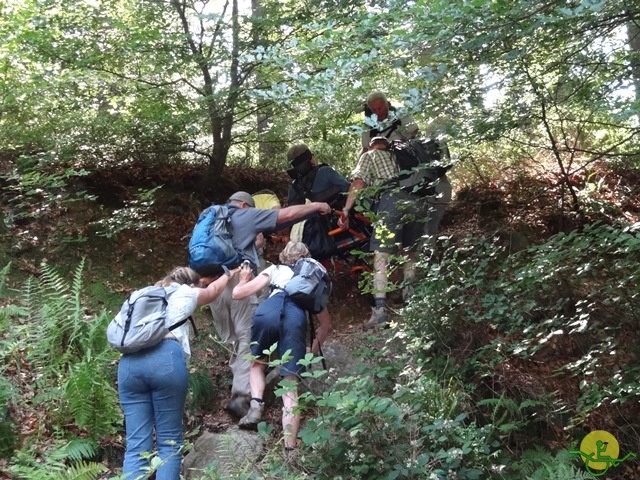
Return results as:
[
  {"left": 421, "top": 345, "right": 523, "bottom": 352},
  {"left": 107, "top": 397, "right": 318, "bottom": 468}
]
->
[
  {"left": 252, "top": 0, "right": 278, "bottom": 164},
  {"left": 627, "top": 16, "right": 640, "bottom": 102},
  {"left": 172, "top": 0, "right": 241, "bottom": 185}
]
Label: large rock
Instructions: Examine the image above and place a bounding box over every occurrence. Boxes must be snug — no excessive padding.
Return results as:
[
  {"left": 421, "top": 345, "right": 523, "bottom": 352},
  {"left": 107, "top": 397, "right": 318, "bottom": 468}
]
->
[
  {"left": 301, "top": 342, "right": 359, "bottom": 395},
  {"left": 182, "top": 427, "right": 265, "bottom": 479}
]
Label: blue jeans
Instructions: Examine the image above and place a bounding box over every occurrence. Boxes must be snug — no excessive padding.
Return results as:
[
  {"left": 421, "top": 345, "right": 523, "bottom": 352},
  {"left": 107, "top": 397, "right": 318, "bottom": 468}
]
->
[{"left": 118, "top": 338, "right": 188, "bottom": 480}]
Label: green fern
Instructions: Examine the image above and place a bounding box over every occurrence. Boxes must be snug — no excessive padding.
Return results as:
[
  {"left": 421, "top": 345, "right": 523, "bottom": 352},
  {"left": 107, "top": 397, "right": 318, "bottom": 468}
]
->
[
  {"left": 506, "top": 446, "right": 592, "bottom": 480},
  {"left": 188, "top": 368, "right": 215, "bottom": 412},
  {"left": 8, "top": 439, "right": 106, "bottom": 480},
  {"left": 0, "top": 262, "right": 11, "bottom": 294},
  {"left": 63, "top": 357, "right": 121, "bottom": 437},
  {"left": 60, "top": 460, "right": 106, "bottom": 480},
  {"left": 61, "top": 438, "right": 98, "bottom": 463}
]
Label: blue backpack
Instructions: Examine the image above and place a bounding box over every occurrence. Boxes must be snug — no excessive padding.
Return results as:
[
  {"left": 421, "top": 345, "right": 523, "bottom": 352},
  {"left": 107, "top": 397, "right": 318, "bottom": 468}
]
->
[{"left": 188, "top": 204, "right": 241, "bottom": 271}]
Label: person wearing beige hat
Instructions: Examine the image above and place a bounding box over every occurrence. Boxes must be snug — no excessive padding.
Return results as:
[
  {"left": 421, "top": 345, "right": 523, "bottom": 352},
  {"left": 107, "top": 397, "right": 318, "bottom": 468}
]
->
[
  {"left": 286, "top": 144, "right": 349, "bottom": 209},
  {"left": 206, "top": 190, "right": 332, "bottom": 419},
  {"left": 285, "top": 144, "right": 350, "bottom": 260}
]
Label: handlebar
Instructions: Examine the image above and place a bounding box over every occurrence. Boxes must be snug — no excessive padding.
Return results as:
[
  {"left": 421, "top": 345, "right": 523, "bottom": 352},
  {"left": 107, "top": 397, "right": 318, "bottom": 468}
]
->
[{"left": 328, "top": 209, "right": 370, "bottom": 241}]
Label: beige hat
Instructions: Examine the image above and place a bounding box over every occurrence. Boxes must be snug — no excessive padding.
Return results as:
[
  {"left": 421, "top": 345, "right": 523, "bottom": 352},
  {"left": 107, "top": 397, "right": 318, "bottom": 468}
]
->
[
  {"left": 228, "top": 191, "right": 255, "bottom": 207},
  {"left": 287, "top": 143, "right": 311, "bottom": 163}
]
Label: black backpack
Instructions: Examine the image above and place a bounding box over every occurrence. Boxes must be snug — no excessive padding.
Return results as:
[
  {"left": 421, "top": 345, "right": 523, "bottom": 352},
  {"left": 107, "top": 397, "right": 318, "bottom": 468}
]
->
[
  {"left": 389, "top": 138, "right": 452, "bottom": 197},
  {"left": 288, "top": 164, "right": 345, "bottom": 209}
]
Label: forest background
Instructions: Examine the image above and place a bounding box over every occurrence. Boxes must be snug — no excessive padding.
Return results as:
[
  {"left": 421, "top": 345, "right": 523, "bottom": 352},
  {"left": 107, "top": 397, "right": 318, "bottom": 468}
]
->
[{"left": 2, "top": 0, "right": 640, "bottom": 478}]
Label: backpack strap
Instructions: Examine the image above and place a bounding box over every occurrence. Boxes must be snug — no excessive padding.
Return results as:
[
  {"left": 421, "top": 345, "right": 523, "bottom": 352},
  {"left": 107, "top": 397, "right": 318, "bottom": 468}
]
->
[
  {"left": 164, "top": 284, "right": 198, "bottom": 337},
  {"left": 292, "top": 165, "right": 321, "bottom": 200},
  {"left": 369, "top": 119, "right": 401, "bottom": 143},
  {"left": 268, "top": 265, "right": 292, "bottom": 294},
  {"left": 367, "top": 104, "right": 401, "bottom": 142}
]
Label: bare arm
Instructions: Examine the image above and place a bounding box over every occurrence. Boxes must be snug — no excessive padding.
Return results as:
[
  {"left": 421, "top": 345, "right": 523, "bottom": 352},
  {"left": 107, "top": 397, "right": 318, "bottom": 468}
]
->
[
  {"left": 311, "top": 308, "right": 332, "bottom": 355},
  {"left": 276, "top": 202, "right": 331, "bottom": 225},
  {"left": 194, "top": 269, "right": 238, "bottom": 306},
  {"left": 232, "top": 266, "right": 270, "bottom": 300},
  {"left": 338, "top": 177, "right": 366, "bottom": 228}
]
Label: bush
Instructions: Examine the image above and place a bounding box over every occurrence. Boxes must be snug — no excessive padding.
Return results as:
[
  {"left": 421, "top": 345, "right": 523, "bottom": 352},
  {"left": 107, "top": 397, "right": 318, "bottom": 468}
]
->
[{"left": 297, "top": 345, "right": 499, "bottom": 479}]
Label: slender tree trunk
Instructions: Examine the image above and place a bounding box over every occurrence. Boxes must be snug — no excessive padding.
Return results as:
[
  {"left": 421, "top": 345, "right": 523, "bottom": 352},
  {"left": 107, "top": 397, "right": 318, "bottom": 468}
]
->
[
  {"left": 252, "top": 0, "right": 277, "bottom": 164},
  {"left": 627, "top": 16, "right": 640, "bottom": 102}
]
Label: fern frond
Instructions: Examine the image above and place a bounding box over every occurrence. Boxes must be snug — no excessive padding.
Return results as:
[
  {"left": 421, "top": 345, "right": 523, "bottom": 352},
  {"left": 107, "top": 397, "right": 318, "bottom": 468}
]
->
[
  {"left": 61, "top": 460, "right": 106, "bottom": 480},
  {"left": 0, "top": 262, "right": 11, "bottom": 296},
  {"left": 61, "top": 438, "right": 98, "bottom": 462},
  {"left": 63, "top": 357, "right": 121, "bottom": 438}
]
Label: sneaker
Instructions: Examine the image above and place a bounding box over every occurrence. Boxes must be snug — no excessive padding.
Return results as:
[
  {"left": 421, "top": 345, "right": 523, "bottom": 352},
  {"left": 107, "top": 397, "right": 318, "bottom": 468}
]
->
[
  {"left": 364, "top": 306, "right": 389, "bottom": 329},
  {"left": 238, "top": 399, "right": 264, "bottom": 430},
  {"left": 226, "top": 395, "right": 250, "bottom": 418}
]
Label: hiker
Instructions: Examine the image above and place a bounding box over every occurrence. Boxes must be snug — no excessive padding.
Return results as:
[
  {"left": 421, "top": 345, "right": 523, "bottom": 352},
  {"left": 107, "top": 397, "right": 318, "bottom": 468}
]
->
[
  {"left": 252, "top": 189, "right": 282, "bottom": 210},
  {"left": 118, "top": 265, "right": 238, "bottom": 480},
  {"left": 231, "top": 241, "right": 332, "bottom": 455},
  {"left": 286, "top": 143, "right": 360, "bottom": 261},
  {"left": 286, "top": 143, "right": 349, "bottom": 209},
  {"left": 361, "top": 91, "right": 419, "bottom": 153},
  {"left": 339, "top": 134, "right": 452, "bottom": 329},
  {"left": 251, "top": 189, "right": 283, "bottom": 300},
  {"left": 205, "top": 191, "right": 332, "bottom": 418}
]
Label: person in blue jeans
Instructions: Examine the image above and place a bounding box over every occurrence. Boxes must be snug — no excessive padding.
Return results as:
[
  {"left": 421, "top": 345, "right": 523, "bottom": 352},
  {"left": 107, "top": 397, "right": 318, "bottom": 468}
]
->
[
  {"left": 231, "top": 241, "right": 332, "bottom": 454},
  {"left": 118, "top": 265, "right": 238, "bottom": 480}
]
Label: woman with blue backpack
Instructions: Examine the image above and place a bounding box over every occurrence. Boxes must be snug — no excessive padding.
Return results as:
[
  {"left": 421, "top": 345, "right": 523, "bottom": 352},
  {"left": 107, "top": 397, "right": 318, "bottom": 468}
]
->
[
  {"left": 116, "top": 265, "right": 237, "bottom": 480},
  {"left": 231, "top": 241, "right": 332, "bottom": 457}
]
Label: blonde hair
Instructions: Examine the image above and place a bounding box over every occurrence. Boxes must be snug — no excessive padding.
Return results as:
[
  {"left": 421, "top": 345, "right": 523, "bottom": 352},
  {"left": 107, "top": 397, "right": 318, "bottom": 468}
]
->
[
  {"left": 279, "top": 241, "right": 310, "bottom": 265},
  {"left": 156, "top": 267, "right": 201, "bottom": 287}
]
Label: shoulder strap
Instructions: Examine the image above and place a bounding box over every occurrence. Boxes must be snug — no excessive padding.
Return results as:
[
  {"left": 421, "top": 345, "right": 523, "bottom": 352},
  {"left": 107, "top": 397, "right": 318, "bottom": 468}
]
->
[
  {"left": 293, "top": 165, "right": 321, "bottom": 200},
  {"left": 269, "top": 265, "right": 293, "bottom": 293},
  {"left": 369, "top": 119, "right": 402, "bottom": 142},
  {"left": 163, "top": 284, "right": 198, "bottom": 336}
]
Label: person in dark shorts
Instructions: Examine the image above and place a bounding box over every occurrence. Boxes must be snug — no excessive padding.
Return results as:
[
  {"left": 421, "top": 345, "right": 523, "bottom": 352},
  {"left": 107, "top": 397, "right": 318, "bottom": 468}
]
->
[{"left": 231, "top": 241, "right": 332, "bottom": 454}]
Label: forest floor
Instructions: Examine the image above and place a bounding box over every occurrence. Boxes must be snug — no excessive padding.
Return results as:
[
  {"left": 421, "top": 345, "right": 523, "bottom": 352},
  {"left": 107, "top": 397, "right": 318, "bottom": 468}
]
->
[{"left": 2, "top": 158, "right": 640, "bottom": 477}]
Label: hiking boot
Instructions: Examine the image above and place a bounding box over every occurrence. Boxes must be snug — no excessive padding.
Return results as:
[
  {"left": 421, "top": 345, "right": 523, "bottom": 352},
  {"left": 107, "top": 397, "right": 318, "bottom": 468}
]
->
[
  {"left": 226, "top": 395, "right": 250, "bottom": 418},
  {"left": 364, "top": 306, "right": 389, "bottom": 329},
  {"left": 238, "top": 399, "right": 264, "bottom": 430}
]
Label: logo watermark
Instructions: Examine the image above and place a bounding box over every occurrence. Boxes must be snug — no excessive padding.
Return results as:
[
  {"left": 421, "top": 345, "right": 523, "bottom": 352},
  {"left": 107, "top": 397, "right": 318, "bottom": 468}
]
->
[{"left": 570, "top": 430, "right": 636, "bottom": 477}]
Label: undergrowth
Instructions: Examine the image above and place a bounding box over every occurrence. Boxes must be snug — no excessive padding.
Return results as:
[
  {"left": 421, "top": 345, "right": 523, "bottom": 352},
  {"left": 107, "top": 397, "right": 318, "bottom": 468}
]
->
[{"left": 3, "top": 220, "right": 640, "bottom": 478}]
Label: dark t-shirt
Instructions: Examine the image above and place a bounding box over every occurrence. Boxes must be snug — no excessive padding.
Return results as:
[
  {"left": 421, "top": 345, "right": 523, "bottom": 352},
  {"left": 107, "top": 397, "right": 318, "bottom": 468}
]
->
[{"left": 287, "top": 165, "right": 349, "bottom": 208}]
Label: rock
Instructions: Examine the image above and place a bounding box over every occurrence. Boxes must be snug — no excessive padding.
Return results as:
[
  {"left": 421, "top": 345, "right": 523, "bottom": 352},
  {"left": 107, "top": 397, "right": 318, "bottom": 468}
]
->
[
  {"left": 182, "top": 427, "right": 265, "bottom": 479},
  {"left": 300, "top": 342, "right": 359, "bottom": 396}
]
